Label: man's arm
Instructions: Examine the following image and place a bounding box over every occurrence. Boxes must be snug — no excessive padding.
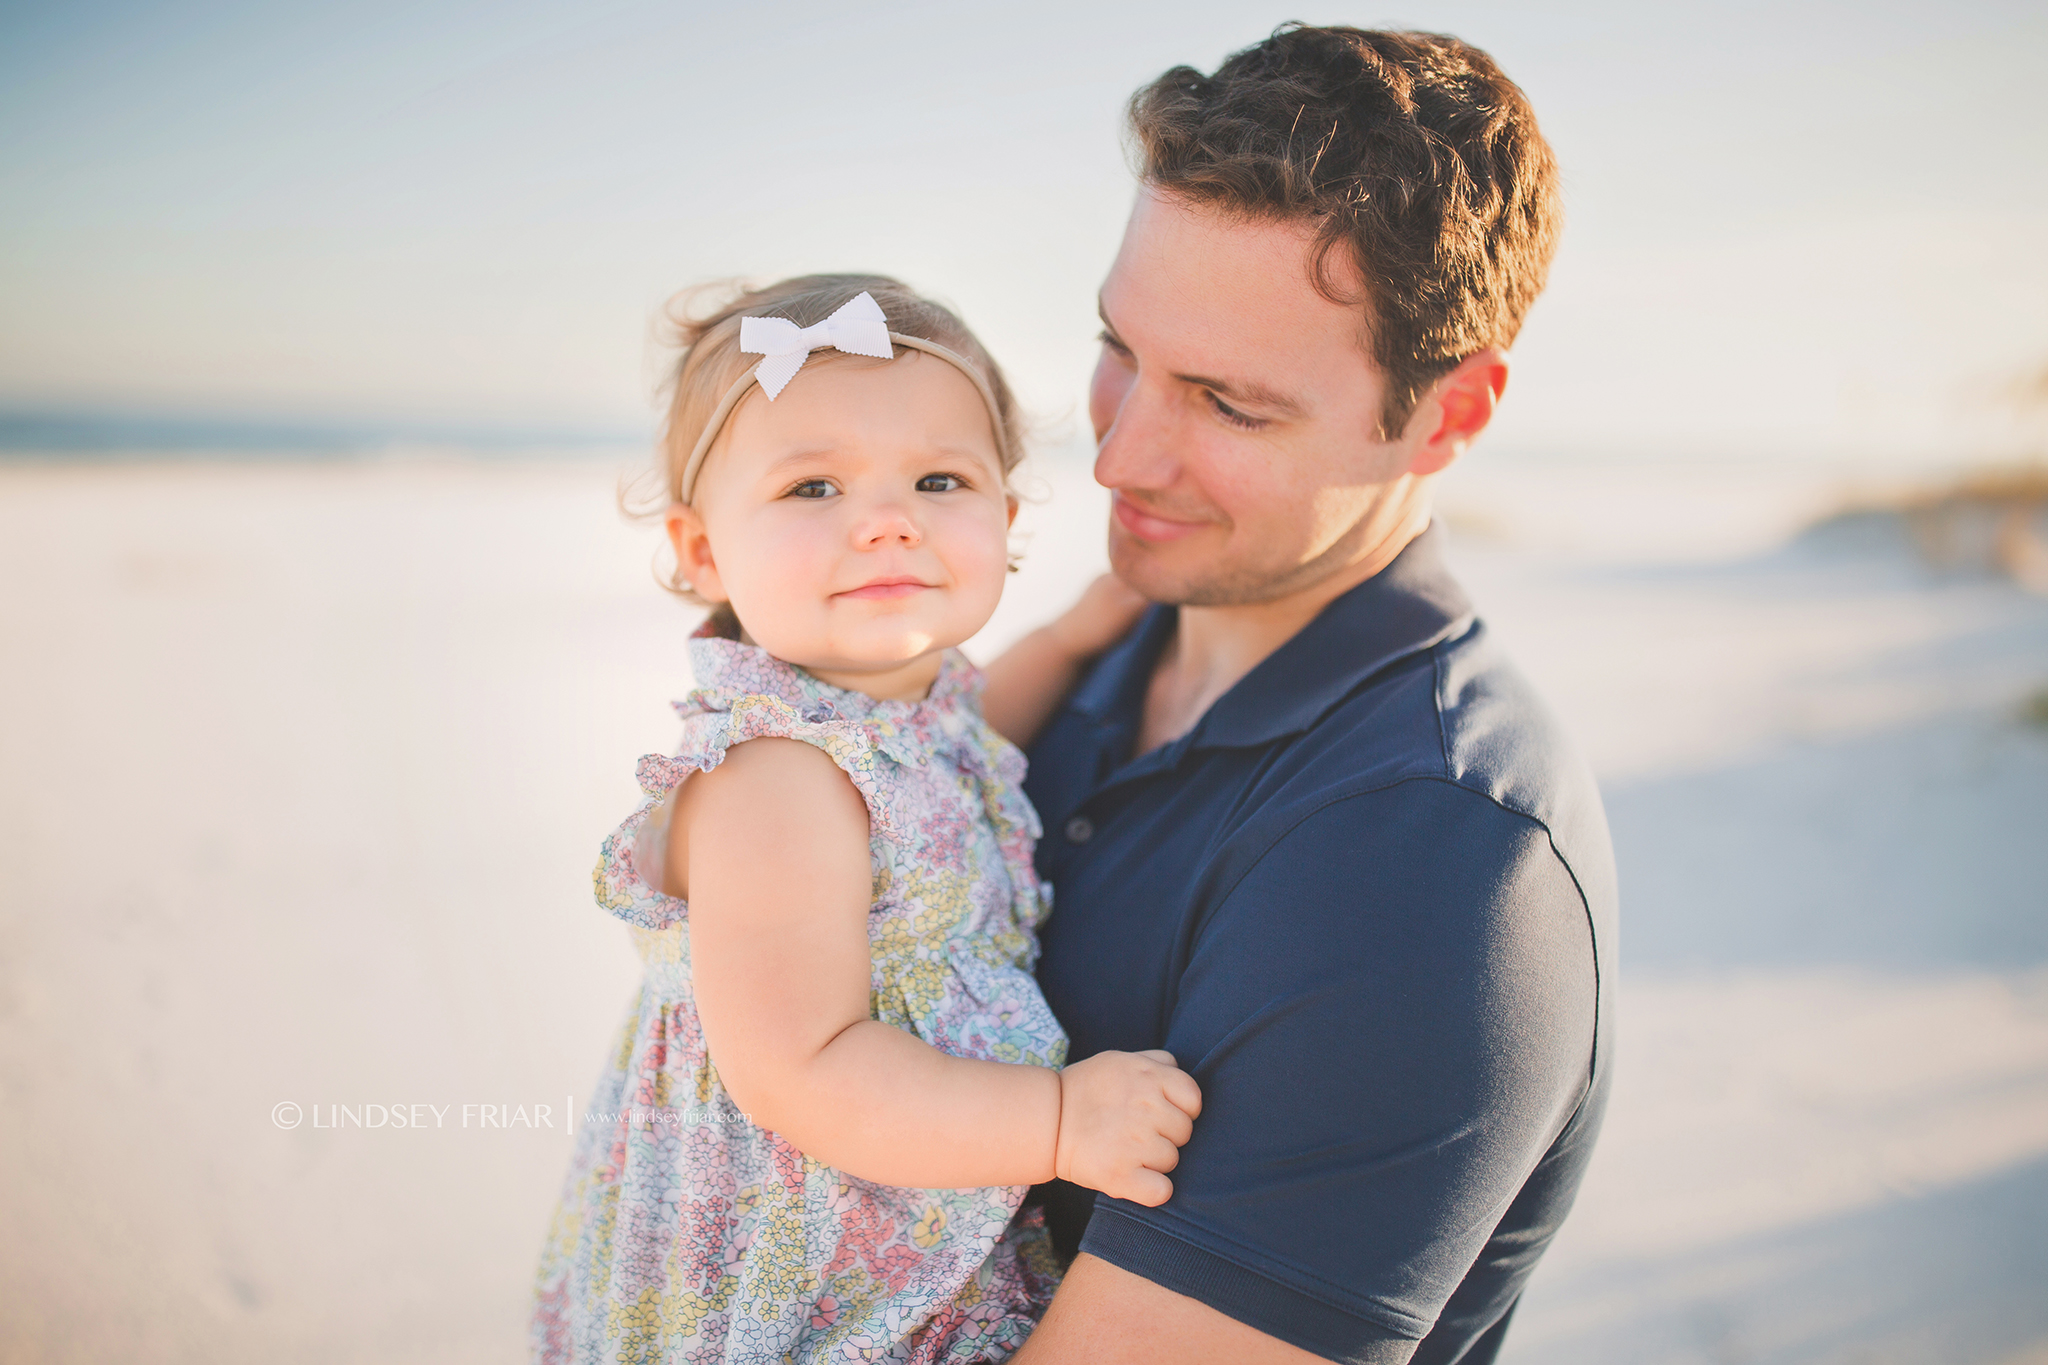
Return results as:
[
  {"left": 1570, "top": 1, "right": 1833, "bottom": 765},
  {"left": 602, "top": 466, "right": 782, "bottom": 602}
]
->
[
  {"left": 979, "top": 573, "right": 1146, "bottom": 747},
  {"left": 1018, "top": 782, "right": 1598, "bottom": 1360},
  {"left": 1013, "top": 1254, "right": 1330, "bottom": 1365}
]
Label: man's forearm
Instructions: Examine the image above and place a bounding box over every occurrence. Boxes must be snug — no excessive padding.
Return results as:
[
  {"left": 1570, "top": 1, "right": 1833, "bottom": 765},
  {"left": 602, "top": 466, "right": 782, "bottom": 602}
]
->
[
  {"left": 980, "top": 573, "right": 1148, "bottom": 747},
  {"left": 980, "top": 624, "right": 1094, "bottom": 748},
  {"left": 1013, "top": 1254, "right": 1332, "bottom": 1364}
]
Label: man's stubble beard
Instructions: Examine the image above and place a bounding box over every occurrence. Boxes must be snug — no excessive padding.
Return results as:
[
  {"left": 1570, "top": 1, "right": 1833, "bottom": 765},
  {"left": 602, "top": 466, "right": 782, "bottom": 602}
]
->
[{"left": 1109, "top": 504, "right": 1392, "bottom": 609}]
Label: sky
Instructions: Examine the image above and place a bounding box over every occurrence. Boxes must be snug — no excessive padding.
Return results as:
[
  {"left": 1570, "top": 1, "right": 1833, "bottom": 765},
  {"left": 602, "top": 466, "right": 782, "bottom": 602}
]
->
[{"left": 2, "top": 0, "right": 2045, "bottom": 465}]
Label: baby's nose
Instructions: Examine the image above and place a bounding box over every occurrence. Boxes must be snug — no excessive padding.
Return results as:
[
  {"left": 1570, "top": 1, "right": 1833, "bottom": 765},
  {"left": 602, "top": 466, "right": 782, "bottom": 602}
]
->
[{"left": 851, "top": 498, "right": 923, "bottom": 546}]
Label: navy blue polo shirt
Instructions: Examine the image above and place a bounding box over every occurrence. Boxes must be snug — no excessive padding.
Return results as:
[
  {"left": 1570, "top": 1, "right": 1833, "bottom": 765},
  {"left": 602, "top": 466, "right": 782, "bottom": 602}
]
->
[{"left": 1025, "top": 523, "right": 1617, "bottom": 1365}]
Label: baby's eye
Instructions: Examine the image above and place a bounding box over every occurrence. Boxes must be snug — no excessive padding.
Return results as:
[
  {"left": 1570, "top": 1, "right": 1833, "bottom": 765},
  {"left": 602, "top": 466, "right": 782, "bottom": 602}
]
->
[
  {"left": 787, "top": 478, "right": 838, "bottom": 500},
  {"left": 915, "top": 473, "right": 965, "bottom": 493}
]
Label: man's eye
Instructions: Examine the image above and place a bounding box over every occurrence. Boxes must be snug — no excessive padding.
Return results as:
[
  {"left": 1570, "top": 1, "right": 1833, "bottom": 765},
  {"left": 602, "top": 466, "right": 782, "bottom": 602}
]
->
[
  {"left": 916, "top": 473, "right": 964, "bottom": 493},
  {"left": 788, "top": 478, "right": 837, "bottom": 499},
  {"left": 1206, "top": 392, "right": 1265, "bottom": 431},
  {"left": 1097, "top": 329, "right": 1132, "bottom": 358}
]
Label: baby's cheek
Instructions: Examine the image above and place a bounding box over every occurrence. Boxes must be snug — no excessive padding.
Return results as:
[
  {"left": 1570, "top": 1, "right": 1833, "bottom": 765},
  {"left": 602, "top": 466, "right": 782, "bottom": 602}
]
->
[
  {"left": 936, "top": 505, "right": 1013, "bottom": 598},
  {"left": 722, "top": 523, "right": 833, "bottom": 652}
]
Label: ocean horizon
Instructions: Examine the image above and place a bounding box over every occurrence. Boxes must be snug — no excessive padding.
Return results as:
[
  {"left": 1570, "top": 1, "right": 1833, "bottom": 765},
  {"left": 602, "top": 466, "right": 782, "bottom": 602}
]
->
[
  {"left": 0, "top": 406, "right": 651, "bottom": 460},
  {"left": 6, "top": 403, "right": 2030, "bottom": 477}
]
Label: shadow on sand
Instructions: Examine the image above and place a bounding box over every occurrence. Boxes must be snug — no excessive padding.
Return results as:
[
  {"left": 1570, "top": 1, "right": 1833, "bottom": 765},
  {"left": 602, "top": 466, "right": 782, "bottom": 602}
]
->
[
  {"left": 1497, "top": 513, "right": 2048, "bottom": 1364},
  {"left": 1606, "top": 708, "right": 2048, "bottom": 972},
  {"left": 1591, "top": 509, "right": 2048, "bottom": 973},
  {"left": 1511, "top": 1153, "right": 2048, "bottom": 1365}
]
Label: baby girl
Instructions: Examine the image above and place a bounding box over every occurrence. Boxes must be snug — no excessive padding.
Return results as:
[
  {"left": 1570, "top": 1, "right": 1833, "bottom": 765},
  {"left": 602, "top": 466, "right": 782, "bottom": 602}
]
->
[{"left": 532, "top": 275, "right": 1199, "bottom": 1363}]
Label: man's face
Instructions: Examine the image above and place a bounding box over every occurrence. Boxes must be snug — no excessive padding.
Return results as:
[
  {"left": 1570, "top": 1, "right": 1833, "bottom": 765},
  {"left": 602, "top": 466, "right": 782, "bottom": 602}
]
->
[{"left": 1090, "top": 188, "right": 1427, "bottom": 606}]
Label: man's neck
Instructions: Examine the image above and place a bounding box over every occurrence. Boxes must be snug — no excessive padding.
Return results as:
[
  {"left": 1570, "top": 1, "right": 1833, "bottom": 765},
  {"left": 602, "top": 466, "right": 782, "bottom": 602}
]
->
[{"left": 1136, "top": 503, "right": 1430, "bottom": 756}]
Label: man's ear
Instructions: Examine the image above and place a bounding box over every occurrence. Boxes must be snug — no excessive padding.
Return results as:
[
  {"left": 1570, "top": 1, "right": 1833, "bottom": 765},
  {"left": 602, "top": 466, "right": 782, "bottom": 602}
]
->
[
  {"left": 1006, "top": 494, "right": 1019, "bottom": 528},
  {"left": 665, "top": 501, "right": 730, "bottom": 604},
  {"left": 1406, "top": 347, "right": 1509, "bottom": 477}
]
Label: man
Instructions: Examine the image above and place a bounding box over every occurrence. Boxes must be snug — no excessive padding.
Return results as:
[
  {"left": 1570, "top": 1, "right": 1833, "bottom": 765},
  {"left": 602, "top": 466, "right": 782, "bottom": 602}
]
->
[{"left": 1000, "top": 25, "right": 1616, "bottom": 1365}]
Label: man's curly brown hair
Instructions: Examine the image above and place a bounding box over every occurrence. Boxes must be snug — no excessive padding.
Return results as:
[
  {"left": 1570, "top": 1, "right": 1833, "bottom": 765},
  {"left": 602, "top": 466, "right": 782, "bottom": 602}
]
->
[{"left": 1129, "top": 24, "right": 1562, "bottom": 438}]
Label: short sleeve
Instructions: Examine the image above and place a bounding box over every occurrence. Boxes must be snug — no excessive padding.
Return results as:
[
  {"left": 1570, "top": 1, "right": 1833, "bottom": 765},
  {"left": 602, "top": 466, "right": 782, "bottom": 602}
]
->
[
  {"left": 590, "top": 693, "right": 904, "bottom": 930},
  {"left": 1076, "top": 780, "right": 1597, "bottom": 1358}
]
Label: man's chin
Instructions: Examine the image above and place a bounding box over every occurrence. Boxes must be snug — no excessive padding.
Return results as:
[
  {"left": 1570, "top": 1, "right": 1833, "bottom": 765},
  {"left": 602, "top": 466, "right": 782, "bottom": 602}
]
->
[{"left": 1109, "top": 536, "right": 1286, "bottom": 609}]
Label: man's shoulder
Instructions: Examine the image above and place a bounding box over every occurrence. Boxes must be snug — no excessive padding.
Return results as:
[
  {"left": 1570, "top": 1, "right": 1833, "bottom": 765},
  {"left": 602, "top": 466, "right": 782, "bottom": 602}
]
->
[
  {"left": 1266, "top": 619, "right": 1586, "bottom": 806},
  {"left": 1232, "top": 617, "right": 1615, "bottom": 927},
  {"left": 1429, "top": 620, "right": 1616, "bottom": 926},
  {"left": 1429, "top": 622, "right": 1596, "bottom": 827}
]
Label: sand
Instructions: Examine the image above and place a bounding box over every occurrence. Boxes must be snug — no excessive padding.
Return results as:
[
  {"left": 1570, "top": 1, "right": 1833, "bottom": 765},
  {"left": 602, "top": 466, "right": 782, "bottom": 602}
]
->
[{"left": 0, "top": 452, "right": 2044, "bottom": 1363}]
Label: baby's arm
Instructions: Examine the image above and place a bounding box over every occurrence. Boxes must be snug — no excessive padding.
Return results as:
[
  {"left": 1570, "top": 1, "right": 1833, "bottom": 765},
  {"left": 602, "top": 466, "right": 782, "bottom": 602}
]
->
[
  {"left": 677, "top": 736, "right": 1200, "bottom": 1200},
  {"left": 979, "top": 573, "right": 1148, "bottom": 749}
]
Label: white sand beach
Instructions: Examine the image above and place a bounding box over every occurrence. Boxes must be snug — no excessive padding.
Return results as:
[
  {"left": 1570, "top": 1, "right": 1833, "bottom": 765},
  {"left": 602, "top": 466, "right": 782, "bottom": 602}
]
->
[{"left": 1, "top": 452, "right": 2044, "bottom": 1363}]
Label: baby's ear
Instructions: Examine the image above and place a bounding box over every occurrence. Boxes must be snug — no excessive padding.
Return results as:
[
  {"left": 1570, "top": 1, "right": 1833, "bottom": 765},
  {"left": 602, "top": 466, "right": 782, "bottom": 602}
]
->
[
  {"left": 665, "top": 502, "right": 729, "bottom": 603},
  {"left": 1005, "top": 494, "right": 1019, "bottom": 529}
]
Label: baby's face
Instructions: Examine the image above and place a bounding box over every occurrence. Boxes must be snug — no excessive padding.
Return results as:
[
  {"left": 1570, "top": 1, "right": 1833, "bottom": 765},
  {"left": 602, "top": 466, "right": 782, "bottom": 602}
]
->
[{"left": 673, "top": 351, "right": 1015, "bottom": 694}]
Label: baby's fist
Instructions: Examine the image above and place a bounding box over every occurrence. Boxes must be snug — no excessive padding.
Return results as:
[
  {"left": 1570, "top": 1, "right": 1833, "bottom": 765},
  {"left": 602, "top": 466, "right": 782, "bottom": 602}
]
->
[{"left": 1054, "top": 1049, "right": 1203, "bottom": 1207}]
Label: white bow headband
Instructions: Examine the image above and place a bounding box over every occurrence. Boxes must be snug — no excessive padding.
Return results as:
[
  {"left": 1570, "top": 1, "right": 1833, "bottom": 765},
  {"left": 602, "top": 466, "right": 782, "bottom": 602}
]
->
[
  {"left": 678, "top": 291, "right": 1011, "bottom": 504},
  {"left": 739, "top": 291, "right": 894, "bottom": 400}
]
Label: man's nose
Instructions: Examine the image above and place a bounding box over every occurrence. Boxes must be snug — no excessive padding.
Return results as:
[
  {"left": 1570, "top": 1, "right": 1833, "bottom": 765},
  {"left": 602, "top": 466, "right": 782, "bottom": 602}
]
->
[{"left": 1093, "top": 377, "right": 1180, "bottom": 493}]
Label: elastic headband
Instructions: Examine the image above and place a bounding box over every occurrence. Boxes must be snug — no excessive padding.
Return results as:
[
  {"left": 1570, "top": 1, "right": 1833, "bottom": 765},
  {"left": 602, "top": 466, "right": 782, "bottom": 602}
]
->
[{"left": 678, "top": 300, "right": 1012, "bottom": 505}]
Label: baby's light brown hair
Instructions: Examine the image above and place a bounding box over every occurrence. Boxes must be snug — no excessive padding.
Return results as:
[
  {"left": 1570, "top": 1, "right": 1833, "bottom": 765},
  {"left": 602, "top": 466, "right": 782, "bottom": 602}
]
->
[{"left": 630, "top": 274, "right": 1025, "bottom": 610}]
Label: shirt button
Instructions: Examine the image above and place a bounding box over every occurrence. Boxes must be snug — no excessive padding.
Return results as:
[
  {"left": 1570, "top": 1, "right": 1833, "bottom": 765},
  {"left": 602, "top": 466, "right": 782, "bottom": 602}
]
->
[{"left": 1064, "top": 816, "right": 1094, "bottom": 844}]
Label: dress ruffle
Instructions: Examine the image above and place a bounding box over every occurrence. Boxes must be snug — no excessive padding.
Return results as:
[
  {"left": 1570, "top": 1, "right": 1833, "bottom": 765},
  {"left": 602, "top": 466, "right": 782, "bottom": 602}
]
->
[{"left": 593, "top": 691, "right": 910, "bottom": 932}]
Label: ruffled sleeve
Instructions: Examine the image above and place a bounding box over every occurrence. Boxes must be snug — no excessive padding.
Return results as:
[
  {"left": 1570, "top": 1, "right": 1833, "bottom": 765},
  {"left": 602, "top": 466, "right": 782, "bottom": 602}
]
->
[{"left": 590, "top": 693, "right": 908, "bottom": 929}]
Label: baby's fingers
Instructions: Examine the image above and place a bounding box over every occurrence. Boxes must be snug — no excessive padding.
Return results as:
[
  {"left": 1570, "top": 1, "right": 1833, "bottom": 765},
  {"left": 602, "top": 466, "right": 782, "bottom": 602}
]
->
[
  {"left": 1135, "top": 1049, "right": 1177, "bottom": 1067},
  {"left": 1140, "top": 1132, "right": 1182, "bottom": 1174},
  {"left": 1162, "top": 1066, "right": 1203, "bottom": 1120},
  {"left": 1116, "top": 1167, "right": 1174, "bottom": 1208},
  {"left": 1155, "top": 1101, "right": 1194, "bottom": 1148}
]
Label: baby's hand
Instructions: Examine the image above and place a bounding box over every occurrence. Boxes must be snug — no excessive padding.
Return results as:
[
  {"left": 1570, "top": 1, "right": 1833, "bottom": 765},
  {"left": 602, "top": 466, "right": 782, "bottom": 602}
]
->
[
  {"left": 1045, "top": 573, "right": 1148, "bottom": 659},
  {"left": 1054, "top": 1049, "right": 1202, "bottom": 1207}
]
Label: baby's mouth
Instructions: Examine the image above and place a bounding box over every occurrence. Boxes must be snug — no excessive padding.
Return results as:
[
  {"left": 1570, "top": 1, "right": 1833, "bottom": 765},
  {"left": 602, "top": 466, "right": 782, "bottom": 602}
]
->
[{"left": 835, "top": 577, "right": 935, "bottom": 601}]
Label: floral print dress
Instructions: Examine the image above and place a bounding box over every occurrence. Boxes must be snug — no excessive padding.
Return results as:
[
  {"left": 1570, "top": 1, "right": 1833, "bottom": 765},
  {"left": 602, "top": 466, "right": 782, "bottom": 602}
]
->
[{"left": 533, "top": 633, "right": 1068, "bottom": 1364}]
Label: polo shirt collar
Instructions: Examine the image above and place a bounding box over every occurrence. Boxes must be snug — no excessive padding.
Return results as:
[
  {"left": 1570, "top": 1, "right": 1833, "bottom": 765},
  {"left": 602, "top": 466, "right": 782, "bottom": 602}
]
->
[{"left": 1066, "top": 520, "right": 1475, "bottom": 753}]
